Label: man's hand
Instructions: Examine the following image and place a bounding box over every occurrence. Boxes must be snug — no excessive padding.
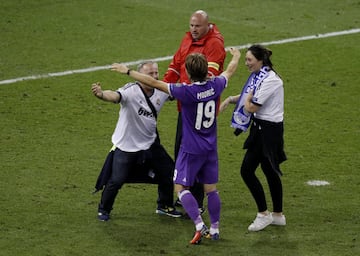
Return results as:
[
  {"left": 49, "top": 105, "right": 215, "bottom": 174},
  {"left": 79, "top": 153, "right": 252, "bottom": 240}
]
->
[
  {"left": 111, "top": 63, "right": 129, "bottom": 74},
  {"left": 91, "top": 82, "right": 103, "bottom": 99},
  {"left": 229, "top": 47, "right": 241, "bottom": 59},
  {"left": 221, "top": 47, "right": 241, "bottom": 80}
]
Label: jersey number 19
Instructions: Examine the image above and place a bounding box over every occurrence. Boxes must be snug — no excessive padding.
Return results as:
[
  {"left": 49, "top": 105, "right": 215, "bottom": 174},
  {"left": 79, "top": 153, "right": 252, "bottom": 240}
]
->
[{"left": 195, "top": 100, "right": 216, "bottom": 130}]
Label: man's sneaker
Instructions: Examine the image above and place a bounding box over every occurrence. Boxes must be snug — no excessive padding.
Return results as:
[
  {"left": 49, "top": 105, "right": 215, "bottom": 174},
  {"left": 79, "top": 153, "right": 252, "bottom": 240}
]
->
[
  {"left": 271, "top": 213, "right": 286, "bottom": 226},
  {"left": 248, "top": 213, "right": 273, "bottom": 231},
  {"left": 156, "top": 206, "right": 182, "bottom": 218},
  {"left": 190, "top": 225, "right": 209, "bottom": 244},
  {"left": 174, "top": 198, "right": 182, "bottom": 207},
  {"left": 97, "top": 212, "right": 110, "bottom": 221}
]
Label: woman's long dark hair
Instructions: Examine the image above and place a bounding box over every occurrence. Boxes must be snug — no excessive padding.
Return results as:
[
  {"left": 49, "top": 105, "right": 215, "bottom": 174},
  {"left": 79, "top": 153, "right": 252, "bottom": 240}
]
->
[{"left": 248, "top": 44, "right": 276, "bottom": 73}]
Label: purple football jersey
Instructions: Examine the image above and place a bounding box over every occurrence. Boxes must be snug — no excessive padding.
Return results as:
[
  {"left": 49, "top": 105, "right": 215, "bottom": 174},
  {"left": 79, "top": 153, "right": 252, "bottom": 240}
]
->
[{"left": 170, "top": 75, "right": 228, "bottom": 154}]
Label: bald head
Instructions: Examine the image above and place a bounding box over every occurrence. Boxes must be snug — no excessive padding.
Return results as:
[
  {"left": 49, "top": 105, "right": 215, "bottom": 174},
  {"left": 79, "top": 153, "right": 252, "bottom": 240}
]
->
[
  {"left": 193, "top": 10, "right": 209, "bottom": 20},
  {"left": 189, "top": 10, "right": 210, "bottom": 40}
]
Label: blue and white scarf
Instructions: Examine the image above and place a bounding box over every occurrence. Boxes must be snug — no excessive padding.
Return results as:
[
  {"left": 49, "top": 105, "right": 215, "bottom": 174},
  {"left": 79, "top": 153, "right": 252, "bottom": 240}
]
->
[{"left": 231, "top": 66, "right": 270, "bottom": 132}]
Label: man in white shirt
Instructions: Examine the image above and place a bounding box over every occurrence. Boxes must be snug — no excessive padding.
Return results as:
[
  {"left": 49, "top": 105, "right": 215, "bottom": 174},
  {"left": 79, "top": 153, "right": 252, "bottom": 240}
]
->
[{"left": 91, "top": 61, "right": 182, "bottom": 221}]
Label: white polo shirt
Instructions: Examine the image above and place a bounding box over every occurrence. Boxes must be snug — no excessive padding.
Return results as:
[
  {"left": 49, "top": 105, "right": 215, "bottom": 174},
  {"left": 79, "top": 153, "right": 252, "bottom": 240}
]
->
[
  {"left": 252, "top": 70, "right": 284, "bottom": 122},
  {"left": 111, "top": 82, "right": 169, "bottom": 152}
]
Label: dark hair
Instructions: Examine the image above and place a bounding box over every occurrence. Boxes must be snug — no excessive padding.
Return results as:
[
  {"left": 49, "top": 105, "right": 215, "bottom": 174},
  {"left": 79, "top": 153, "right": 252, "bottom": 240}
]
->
[
  {"left": 185, "top": 53, "right": 208, "bottom": 82},
  {"left": 248, "top": 44, "right": 273, "bottom": 70}
]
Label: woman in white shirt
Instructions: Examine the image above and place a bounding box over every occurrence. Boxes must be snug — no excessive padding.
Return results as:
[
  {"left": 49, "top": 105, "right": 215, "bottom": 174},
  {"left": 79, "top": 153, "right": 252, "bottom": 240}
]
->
[{"left": 221, "top": 44, "right": 287, "bottom": 232}]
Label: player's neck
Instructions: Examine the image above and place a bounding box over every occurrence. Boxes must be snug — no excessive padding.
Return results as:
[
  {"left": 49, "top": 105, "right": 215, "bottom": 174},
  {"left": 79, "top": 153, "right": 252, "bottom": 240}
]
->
[{"left": 143, "top": 86, "right": 154, "bottom": 97}]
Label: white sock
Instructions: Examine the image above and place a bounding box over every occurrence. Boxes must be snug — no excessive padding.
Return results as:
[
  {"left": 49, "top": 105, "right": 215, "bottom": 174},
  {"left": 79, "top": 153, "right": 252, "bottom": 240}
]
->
[
  {"left": 210, "top": 227, "right": 219, "bottom": 235},
  {"left": 196, "top": 222, "right": 205, "bottom": 231}
]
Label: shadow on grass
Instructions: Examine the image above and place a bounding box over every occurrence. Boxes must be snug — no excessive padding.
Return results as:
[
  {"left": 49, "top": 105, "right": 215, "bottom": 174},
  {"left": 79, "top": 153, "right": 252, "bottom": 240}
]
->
[
  {"left": 246, "top": 228, "right": 300, "bottom": 255},
  {"left": 96, "top": 212, "right": 190, "bottom": 254}
]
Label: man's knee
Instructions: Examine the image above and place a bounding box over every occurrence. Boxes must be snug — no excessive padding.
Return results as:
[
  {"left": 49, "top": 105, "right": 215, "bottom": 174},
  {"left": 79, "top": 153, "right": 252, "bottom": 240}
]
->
[{"left": 203, "top": 184, "right": 216, "bottom": 194}]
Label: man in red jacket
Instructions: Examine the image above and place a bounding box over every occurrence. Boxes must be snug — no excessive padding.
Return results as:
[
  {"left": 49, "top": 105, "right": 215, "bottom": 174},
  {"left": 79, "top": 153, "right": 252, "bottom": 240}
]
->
[{"left": 163, "top": 10, "right": 226, "bottom": 214}]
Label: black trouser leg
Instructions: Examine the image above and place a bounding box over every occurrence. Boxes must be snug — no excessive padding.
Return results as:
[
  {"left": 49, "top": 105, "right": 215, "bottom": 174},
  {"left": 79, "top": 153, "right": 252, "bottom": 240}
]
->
[
  {"left": 261, "top": 160, "right": 283, "bottom": 212},
  {"left": 174, "top": 113, "right": 182, "bottom": 160},
  {"left": 240, "top": 149, "right": 268, "bottom": 212},
  {"left": 149, "top": 143, "right": 175, "bottom": 208},
  {"left": 98, "top": 149, "right": 134, "bottom": 213},
  {"left": 190, "top": 182, "right": 204, "bottom": 208}
]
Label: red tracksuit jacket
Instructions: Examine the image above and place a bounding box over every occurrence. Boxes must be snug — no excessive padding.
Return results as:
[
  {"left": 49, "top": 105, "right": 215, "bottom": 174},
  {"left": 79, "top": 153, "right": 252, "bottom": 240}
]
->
[{"left": 163, "top": 24, "right": 226, "bottom": 112}]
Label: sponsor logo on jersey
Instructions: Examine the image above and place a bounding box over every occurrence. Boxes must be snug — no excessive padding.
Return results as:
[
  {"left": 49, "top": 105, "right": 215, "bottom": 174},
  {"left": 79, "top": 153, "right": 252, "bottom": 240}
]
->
[{"left": 138, "top": 107, "right": 154, "bottom": 118}]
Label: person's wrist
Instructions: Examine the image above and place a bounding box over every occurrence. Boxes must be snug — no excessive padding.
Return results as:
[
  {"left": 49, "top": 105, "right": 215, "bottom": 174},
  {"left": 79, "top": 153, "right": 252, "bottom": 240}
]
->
[
  {"left": 98, "top": 91, "right": 103, "bottom": 99},
  {"left": 229, "top": 96, "right": 234, "bottom": 103}
]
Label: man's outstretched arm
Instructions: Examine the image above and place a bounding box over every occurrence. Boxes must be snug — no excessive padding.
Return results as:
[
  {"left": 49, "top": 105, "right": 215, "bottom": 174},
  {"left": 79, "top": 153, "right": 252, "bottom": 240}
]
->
[{"left": 111, "top": 64, "right": 170, "bottom": 94}]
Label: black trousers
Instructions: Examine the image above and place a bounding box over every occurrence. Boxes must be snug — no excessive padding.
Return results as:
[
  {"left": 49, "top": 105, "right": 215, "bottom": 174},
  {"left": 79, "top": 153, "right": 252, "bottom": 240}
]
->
[
  {"left": 240, "top": 122, "right": 283, "bottom": 213},
  {"left": 175, "top": 112, "right": 204, "bottom": 208},
  {"left": 98, "top": 142, "right": 175, "bottom": 214}
]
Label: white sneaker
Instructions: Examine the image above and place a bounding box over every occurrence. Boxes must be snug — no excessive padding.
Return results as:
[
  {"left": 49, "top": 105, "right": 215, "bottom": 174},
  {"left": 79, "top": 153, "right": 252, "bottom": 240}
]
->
[
  {"left": 248, "top": 213, "right": 273, "bottom": 231},
  {"left": 271, "top": 213, "right": 286, "bottom": 226}
]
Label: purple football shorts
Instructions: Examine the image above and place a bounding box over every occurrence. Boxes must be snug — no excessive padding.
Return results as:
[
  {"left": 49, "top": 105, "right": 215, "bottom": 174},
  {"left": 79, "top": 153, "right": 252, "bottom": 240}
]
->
[{"left": 174, "top": 147, "right": 218, "bottom": 186}]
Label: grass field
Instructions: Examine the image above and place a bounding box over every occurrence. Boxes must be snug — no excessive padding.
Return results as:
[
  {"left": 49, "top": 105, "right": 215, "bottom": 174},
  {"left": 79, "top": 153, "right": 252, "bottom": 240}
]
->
[{"left": 1, "top": 1, "right": 359, "bottom": 255}]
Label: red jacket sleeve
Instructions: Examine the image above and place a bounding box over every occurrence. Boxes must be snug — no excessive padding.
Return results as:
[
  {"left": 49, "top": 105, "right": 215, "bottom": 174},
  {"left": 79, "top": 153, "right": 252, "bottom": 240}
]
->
[
  {"left": 163, "top": 37, "right": 186, "bottom": 83},
  {"left": 204, "top": 38, "right": 226, "bottom": 77},
  {"left": 163, "top": 58, "right": 181, "bottom": 83}
]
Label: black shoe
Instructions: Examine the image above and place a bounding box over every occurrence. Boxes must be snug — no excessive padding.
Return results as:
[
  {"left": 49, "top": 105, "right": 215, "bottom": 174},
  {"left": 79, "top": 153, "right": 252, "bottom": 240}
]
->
[
  {"left": 199, "top": 207, "right": 206, "bottom": 215},
  {"left": 156, "top": 206, "right": 183, "bottom": 218},
  {"left": 174, "top": 198, "right": 182, "bottom": 207},
  {"left": 97, "top": 212, "right": 110, "bottom": 221}
]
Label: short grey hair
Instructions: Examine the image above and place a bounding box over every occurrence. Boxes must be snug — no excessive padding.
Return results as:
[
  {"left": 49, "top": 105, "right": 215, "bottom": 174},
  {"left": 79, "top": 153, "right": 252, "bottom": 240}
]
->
[{"left": 137, "top": 61, "right": 156, "bottom": 71}]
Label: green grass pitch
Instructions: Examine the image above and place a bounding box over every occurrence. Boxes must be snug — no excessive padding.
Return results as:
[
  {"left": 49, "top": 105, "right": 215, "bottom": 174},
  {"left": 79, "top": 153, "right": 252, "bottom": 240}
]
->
[{"left": 0, "top": 1, "right": 359, "bottom": 255}]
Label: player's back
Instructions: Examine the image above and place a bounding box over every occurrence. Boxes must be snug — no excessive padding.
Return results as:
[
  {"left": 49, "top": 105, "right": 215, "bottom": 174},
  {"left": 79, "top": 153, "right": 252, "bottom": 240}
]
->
[{"left": 170, "top": 76, "right": 227, "bottom": 154}]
